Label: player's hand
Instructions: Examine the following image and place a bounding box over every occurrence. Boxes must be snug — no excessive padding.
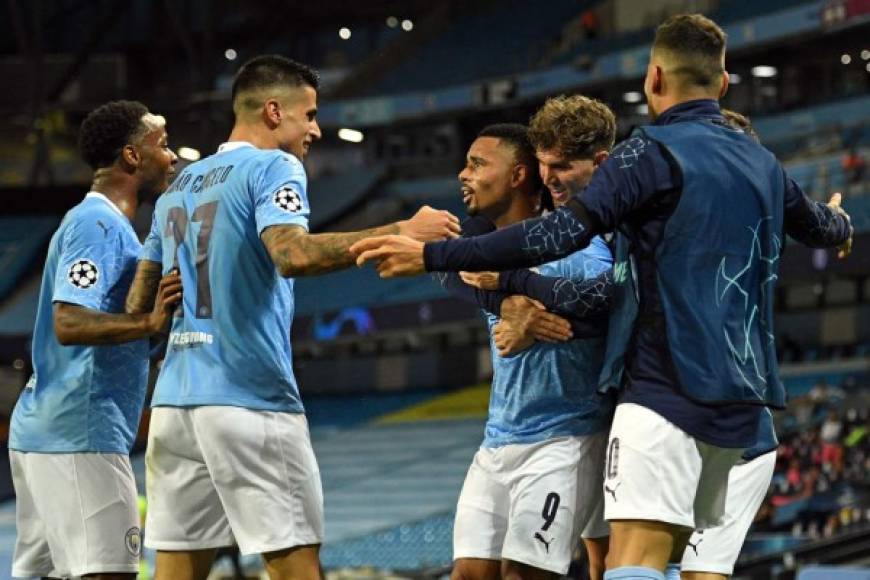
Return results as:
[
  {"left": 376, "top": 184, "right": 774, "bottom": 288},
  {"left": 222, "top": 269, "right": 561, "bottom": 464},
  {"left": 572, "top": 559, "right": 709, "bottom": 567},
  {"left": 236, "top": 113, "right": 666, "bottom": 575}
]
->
[
  {"left": 459, "top": 271, "right": 500, "bottom": 290},
  {"left": 493, "top": 319, "right": 535, "bottom": 356},
  {"left": 147, "top": 271, "right": 182, "bottom": 333},
  {"left": 826, "top": 193, "right": 853, "bottom": 259},
  {"left": 500, "top": 295, "right": 572, "bottom": 342},
  {"left": 351, "top": 235, "right": 426, "bottom": 277},
  {"left": 398, "top": 205, "right": 461, "bottom": 242}
]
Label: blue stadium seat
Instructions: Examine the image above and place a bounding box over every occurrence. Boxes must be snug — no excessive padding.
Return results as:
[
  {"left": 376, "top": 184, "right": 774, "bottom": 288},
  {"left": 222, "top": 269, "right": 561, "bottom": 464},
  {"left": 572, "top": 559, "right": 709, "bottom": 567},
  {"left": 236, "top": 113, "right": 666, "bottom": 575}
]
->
[
  {"left": 799, "top": 566, "right": 870, "bottom": 580},
  {"left": 315, "top": 417, "right": 483, "bottom": 567},
  {"left": 294, "top": 265, "right": 447, "bottom": 317},
  {"left": 369, "top": 0, "right": 590, "bottom": 95},
  {"left": 0, "top": 216, "right": 58, "bottom": 302},
  {"left": 309, "top": 165, "right": 386, "bottom": 230},
  {"left": 0, "top": 276, "right": 40, "bottom": 336},
  {"left": 321, "top": 512, "right": 454, "bottom": 569}
]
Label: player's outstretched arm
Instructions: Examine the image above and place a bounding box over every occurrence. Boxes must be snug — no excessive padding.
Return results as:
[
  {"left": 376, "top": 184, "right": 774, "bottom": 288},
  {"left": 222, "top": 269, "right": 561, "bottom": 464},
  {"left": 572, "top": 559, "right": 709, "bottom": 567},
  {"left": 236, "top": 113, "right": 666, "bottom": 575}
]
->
[
  {"left": 784, "top": 175, "right": 853, "bottom": 258},
  {"left": 354, "top": 139, "right": 670, "bottom": 277},
  {"left": 461, "top": 269, "right": 614, "bottom": 319},
  {"left": 262, "top": 205, "right": 460, "bottom": 278},
  {"left": 55, "top": 271, "right": 182, "bottom": 345},
  {"left": 352, "top": 204, "right": 597, "bottom": 277}
]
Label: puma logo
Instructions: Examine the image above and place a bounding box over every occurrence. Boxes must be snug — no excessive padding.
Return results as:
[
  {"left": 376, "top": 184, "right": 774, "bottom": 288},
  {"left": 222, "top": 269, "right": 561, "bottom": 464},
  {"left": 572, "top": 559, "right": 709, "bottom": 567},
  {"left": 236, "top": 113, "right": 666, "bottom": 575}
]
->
[
  {"left": 687, "top": 537, "right": 703, "bottom": 556},
  {"left": 96, "top": 220, "right": 110, "bottom": 237},
  {"left": 605, "top": 482, "right": 621, "bottom": 502},
  {"left": 533, "top": 532, "right": 552, "bottom": 553}
]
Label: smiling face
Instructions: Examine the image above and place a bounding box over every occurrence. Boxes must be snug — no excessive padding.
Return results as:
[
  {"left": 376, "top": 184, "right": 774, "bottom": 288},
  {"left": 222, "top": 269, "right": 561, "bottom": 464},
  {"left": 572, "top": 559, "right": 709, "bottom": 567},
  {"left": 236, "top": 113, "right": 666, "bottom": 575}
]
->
[
  {"left": 527, "top": 95, "right": 616, "bottom": 203},
  {"left": 275, "top": 85, "right": 321, "bottom": 160},
  {"left": 458, "top": 136, "right": 517, "bottom": 219},
  {"left": 132, "top": 120, "right": 177, "bottom": 201},
  {"left": 536, "top": 147, "right": 595, "bottom": 206}
]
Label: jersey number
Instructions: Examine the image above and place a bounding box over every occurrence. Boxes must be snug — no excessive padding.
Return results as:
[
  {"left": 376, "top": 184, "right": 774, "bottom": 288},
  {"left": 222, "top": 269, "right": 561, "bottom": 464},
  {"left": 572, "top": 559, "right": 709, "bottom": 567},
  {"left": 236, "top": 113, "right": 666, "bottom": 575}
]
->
[
  {"left": 164, "top": 201, "right": 218, "bottom": 318},
  {"left": 541, "top": 492, "right": 560, "bottom": 531}
]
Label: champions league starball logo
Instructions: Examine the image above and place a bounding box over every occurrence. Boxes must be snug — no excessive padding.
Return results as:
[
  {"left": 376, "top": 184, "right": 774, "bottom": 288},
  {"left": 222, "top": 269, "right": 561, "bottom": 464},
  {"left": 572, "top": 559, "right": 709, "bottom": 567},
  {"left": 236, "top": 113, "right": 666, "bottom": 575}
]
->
[
  {"left": 67, "top": 259, "right": 99, "bottom": 289},
  {"left": 125, "top": 526, "right": 142, "bottom": 556},
  {"left": 273, "top": 186, "right": 303, "bottom": 213}
]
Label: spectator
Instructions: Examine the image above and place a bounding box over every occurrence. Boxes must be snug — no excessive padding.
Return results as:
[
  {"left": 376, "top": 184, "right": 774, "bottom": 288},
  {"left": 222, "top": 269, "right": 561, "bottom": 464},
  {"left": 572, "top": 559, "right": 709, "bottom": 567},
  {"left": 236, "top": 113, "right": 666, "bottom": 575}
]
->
[
  {"left": 842, "top": 147, "right": 866, "bottom": 194},
  {"left": 580, "top": 9, "right": 599, "bottom": 39},
  {"left": 786, "top": 457, "right": 803, "bottom": 492},
  {"left": 820, "top": 410, "right": 845, "bottom": 471}
]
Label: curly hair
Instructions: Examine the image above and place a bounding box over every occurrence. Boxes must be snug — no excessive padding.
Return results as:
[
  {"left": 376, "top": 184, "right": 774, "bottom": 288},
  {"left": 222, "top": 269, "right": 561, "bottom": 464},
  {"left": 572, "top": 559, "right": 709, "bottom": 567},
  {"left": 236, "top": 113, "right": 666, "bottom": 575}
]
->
[
  {"left": 78, "top": 100, "right": 149, "bottom": 170},
  {"left": 528, "top": 95, "right": 616, "bottom": 160},
  {"left": 721, "top": 108, "right": 759, "bottom": 141}
]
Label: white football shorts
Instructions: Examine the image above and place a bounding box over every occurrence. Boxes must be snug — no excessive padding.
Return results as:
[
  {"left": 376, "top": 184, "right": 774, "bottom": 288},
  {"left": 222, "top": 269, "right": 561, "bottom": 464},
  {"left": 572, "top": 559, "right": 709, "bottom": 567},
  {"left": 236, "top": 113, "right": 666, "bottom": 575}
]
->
[
  {"left": 453, "top": 433, "right": 608, "bottom": 574},
  {"left": 604, "top": 403, "right": 744, "bottom": 530},
  {"left": 681, "top": 450, "right": 777, "bottom": 574},
  {"left": 144, "top": 406, "right": 323, "bottom": 555},
  {"left": 10, "top": 450, "right": 141, "bottom": 578}
]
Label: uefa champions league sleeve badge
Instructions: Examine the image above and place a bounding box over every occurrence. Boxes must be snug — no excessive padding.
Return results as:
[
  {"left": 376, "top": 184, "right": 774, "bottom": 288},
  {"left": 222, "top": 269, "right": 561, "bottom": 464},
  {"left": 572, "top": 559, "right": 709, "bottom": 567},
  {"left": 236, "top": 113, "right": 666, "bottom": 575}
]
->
[
  {"left": 67, "top": 259, "right": 99, "bottom": 289},
  {"left": 273, "top": 186, "right": 304, "bottom": 213}
]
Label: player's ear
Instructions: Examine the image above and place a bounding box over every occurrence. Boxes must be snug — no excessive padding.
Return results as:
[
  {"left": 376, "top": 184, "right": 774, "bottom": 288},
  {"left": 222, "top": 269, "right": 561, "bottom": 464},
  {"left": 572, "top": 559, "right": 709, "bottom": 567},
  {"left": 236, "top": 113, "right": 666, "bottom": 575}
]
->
[
  {"left": 264, "top": 98, "right": 282, "bottom": 128},
  {"left": 718, "top": 70, "right": 730, "bottom": 99},
  {"left": 511, "top": 163, "right": 528, "bottom": 188},
  {"left": 651, "top": 65, "right": 664, "bottom": 95},
  {"left": 593, "top": 150, "right": 609, "bottom": 167},
  {"left": 120, "top": 144, "right": 140, "bottom": 169}
]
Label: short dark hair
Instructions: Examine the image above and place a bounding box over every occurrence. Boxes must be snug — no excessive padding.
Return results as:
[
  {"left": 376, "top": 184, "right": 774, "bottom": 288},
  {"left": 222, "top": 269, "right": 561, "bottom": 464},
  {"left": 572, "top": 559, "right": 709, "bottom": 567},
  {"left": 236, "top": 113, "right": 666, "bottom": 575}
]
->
[
  {"left": 477, "top": 123, "right": 548, "bottom": 209},
  {"left": 528, "top": 95, "right": 616, "bottom": 160},
  {"left": 654, "top": 14, "right": 726, "bottom": 90},
  {"left": 721, "top": 108, "right": 759, "bottom": 141},
  {"left": 78, "top": 100, "right": 150, "bottom": 170},
  {"left": 232, "top": 55, "right": 320, "bottom": 111}
]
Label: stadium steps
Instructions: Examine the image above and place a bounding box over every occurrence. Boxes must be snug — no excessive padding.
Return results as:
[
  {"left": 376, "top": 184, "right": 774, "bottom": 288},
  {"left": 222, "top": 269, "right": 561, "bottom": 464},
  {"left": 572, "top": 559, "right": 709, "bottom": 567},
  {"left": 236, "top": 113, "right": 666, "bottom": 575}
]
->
[
  {"left": 738, "top": 523, "right": 870, "bottom": 577},
  {"left": 314, "top": 418, "right": 483, "bottom": 543},
  {"left": 320, "top": 511, "right": 456, "bottom": 570}
]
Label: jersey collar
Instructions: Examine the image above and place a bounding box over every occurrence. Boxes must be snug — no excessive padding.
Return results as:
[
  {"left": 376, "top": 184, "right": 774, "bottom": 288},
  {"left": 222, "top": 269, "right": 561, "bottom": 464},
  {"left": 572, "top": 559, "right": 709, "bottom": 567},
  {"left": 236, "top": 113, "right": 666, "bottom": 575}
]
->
[
  {"left": 217, "top": 141, "right": 255, "bottom": 153},
  {"left": 85, "top": 191, "right": 125, "bottom": 218}
]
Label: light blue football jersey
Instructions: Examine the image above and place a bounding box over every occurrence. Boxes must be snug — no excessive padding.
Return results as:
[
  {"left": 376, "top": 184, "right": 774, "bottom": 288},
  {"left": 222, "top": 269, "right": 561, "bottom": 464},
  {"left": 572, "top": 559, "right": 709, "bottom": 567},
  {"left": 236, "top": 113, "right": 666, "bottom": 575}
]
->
[
  {"left": 10, "top": 193, "right": 148, "bottom": 453},
  {"left": 141, "top": 142, "right": 309, "bottom": 412},
  {"left": 483, "top": 235, "right": 614, "bottom": 448}
]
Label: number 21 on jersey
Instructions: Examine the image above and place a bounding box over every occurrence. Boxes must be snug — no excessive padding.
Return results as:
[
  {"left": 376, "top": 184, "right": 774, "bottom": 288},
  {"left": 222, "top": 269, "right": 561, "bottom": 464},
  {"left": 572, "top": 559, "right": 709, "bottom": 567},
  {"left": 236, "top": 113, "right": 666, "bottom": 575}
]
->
[{"left": 164, "top": 201, "right": 218, "bottom": 319}]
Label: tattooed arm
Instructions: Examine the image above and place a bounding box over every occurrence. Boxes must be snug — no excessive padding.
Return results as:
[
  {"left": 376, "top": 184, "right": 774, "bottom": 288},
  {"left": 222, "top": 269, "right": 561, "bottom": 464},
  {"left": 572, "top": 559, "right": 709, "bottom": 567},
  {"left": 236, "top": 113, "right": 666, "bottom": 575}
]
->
[
  {"left": 55, "top": 272, "right": 182, "bottom": 345},
  {"left": 261, "top": 223, "right": 401, "bottom": 277},
  {"left": 261, "top": 205, "right": 461, "bottom": 278},
  {"left": 125, "top": 260, "right": 163, "bottom": 314}
]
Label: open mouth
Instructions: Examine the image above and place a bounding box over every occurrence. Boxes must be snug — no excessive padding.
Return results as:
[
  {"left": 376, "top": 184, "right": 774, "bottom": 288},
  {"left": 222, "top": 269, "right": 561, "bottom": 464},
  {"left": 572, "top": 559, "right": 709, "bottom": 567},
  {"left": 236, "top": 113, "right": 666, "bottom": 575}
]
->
[{"left": 549, "top": 188, "right": 569, "bottom": 203}]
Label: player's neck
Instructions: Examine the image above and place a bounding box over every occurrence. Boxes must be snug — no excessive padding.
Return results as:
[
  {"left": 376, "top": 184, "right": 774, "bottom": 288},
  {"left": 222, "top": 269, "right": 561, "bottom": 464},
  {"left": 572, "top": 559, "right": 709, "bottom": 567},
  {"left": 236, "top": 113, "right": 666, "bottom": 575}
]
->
[
  {"left": 492, "top": 196, "right": 538, "bottom": 229},
  {"left": 89, "top": 170, "right": 139, "bottom": 221},
  {"left": 653, "top": 92, "right": 718, "bottom": 119},
  {"left": 226, "top": 123, "right": 278, "bottom": 150}
]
